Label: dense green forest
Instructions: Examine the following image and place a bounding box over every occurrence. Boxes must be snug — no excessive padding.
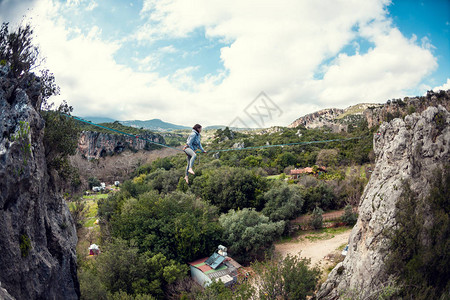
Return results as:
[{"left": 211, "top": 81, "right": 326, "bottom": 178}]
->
[{"left": 76, "top": 122, "right": 373, "bottom": 299}]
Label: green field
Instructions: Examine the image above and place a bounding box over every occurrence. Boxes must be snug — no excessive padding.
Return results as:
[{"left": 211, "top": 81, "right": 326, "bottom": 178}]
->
[
  {"left": 82, "top": 195, "right": 104, "bottom": 227},
  {"left": 300, "top": 226, "right": 352, "bottom": 242}
]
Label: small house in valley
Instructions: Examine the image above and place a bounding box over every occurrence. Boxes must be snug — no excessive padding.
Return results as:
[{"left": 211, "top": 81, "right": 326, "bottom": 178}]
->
[
  {"left": 188, "top": 245, "right": 242, "bottom": 287},
  {"left": 88, "top": 244, "right": 100, "bottom": 256},
  {"left": 290, "top": 166, "right": 327, "bottom": 179}
]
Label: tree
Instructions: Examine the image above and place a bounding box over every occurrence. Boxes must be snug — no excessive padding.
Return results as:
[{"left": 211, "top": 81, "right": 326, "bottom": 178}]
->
[
  {"left": 41, "top": 101, "right": 80, "bottom": 189},
  {"left": 219, "top": 208, "right": 285, "bottom": 263},
  {"left": 242, "top": 155, "right": 263, "bottom": 168},
  {"left": 42, "top": 101, "right": 79, "bottom": 161},
  {"left": 309, "top": 207, "right": 323, "bottom": 230},
  {"left": 316, "top": 149, "right": 339, "bottom": 167},
  {"left": 88, "top": 177, "right": 101, "bottom": 189},
  {"left": 251, "top": 254, "right": 321, "bottom": 300},
  {"left": 148, "top": 168, "right": 183, "bottom": 194},
  {"left": 274, "top": 152, "right": 297, "bottom": 171},
  {"left": 385, "top": 167, "right": 450, "bottom": 299},
  {"left": 0, "top": 23, "right": 59, "bottom": 109},
  {"left": 191, "top": 166, "right": 267, "bottom": 212},
  {"left": 68, "top": 198, "right": 87, "bottom": 229},
  {"left": 341, "top": 204, "right": 357, "bottom": 225},
  {"left": 303, "top": 183, "right": 337, "bottom": 212},
  {"left": 0, "top": 22, "right": 38, "bottom": 77},
  {"left": 104, "top": 191, "right": 223, "bottom": 263},
  {"left": 80, "top": 239, "right": 187, "bottom": 299},
  {"left": 262, "top": 182, "right": 304, "bottom": 222}
]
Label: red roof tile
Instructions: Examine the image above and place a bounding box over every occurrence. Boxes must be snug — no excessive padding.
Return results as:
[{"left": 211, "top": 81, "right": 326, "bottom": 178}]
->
[
  {"left": 188, "top": 257, "right": 208, "bottom": 266},
  {"left": 197, "top": 264, "right": 213, "bottom": 273}
]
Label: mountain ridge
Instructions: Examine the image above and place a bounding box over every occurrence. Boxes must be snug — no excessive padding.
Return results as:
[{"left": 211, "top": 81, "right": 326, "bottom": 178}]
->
[{"left": 81, "top": 116, "right": 190, "bottom": 132}]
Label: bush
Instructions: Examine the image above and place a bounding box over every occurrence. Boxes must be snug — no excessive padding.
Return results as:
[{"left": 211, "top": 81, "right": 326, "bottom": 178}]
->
[
  {"left": 274, "top": 152, "right": 298, "bottom": 171},
  {"left": 262, "top": 182, "right": 304, "bottom": 222},
  {"left": 219, "top": 208, "right": 285, "bottom": 263},
  {"left": 148, "top": 168, "right": 183, "bottom": 194},
  {"left": 42, "top": 102, "right": 79, "bottom": 166},
  {"left": 19, "top": 234, "right": 31, "bottom": 257},
  {"left": 0, "top": 23, "right": 59, "bottom": 109},
  {"left": 88, "top": 177, "right": 101, "bottom": 189},
  {"left": 191, "top": 166, "right": 267, "bottom": 212},
  {"left": 341, "top": 204, "right": 357, "bottom": 225},
  {"left": 79, "top": 239, "right": 187, "bottom": 299},
  {"left": 309, "top": 207, "right": 323, "bottom": 229},
  {"left": 0, "top": 22, "right": 38, "bottom": 78},
  {"left": 385, "top": 167, "right": 450, "bottom": 299},
  {"left": 105, "top": 191, "right": 223, "bottom": 263},
  {"left": 69, "top": 198, "right": 87, "bottom": 229},
  {"left": 252, "top": 253, "right": 321, "bottom": 300},
  {"left": 316, "top": 149, "right": 339, "bottom": 167},
  {"left": 303, "top": 183, "right": 337, "bottom": 212}
]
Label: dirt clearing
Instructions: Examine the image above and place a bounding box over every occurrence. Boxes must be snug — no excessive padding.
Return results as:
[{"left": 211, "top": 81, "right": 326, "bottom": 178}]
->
[{"left": 275, "top": 228, "right": 352, "bottom": 267}]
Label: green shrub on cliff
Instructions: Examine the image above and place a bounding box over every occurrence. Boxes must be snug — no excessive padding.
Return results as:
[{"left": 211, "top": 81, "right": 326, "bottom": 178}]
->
[{"left": 386, "top": 166, "right": 450, "bottom": 299}]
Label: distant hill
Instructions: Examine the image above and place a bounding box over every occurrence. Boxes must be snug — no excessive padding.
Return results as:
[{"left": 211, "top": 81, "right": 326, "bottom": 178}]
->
[
  {"left": 204, "top": 125, "right": 251, "bottom": 131},
  {"left": 121, "top": 119, "right": 190, "bottom": 132},
  {"left": 80, "top": 117, "right": 190, "bottom": 132},
  {"left": 83, "top": 116, "right": 117, "bottom": 124}
]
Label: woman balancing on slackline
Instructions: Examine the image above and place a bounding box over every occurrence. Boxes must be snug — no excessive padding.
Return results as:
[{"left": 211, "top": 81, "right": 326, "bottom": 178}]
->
[{"left": 183, "top": 124, "right": 206, "bottom": 184}]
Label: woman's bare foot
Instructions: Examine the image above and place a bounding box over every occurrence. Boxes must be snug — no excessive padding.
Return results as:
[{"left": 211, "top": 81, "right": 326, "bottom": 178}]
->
[
  {"left": 184, "top": 176, "right": 189, "bottom": 184},
  {"left": 188, "top": 168, "right": 195, "bottom": 175}
]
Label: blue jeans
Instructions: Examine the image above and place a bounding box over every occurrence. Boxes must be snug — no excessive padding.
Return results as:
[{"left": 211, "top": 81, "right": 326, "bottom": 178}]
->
[{"left": 184, "top": 148, "right": 196, "bottom": 176}]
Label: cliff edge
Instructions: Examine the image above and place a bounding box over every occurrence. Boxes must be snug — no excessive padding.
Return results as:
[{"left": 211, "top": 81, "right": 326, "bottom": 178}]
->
[
  {"left": 317, "top": 105, "right": 450, "bottom": 299},
  {"left": 0, "top": 65, "right": 80, "bottom": 299}
]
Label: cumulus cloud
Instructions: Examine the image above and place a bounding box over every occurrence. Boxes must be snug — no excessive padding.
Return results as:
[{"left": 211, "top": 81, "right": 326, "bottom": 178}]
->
[
  {"left": 133, "top": 0, "right": 439, "bottom": 125},
  {"left": 85, "top": 1, "right": 98, "bottom": 11},
  {"left": 2, "top": 0, "right": 443, "bottom": 127},
  {"left": 432, "top": 78, "right": 450, "bottom": 92}
]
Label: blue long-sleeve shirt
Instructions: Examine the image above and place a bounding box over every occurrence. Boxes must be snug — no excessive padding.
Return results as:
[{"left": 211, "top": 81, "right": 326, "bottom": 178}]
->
[{"left": 186, "top": 129, "right": 205, "bottom": 152}]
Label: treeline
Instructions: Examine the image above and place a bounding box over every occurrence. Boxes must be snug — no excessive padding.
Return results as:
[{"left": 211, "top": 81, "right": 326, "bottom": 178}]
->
[
  {"left": 75, "top": 120, "right": 160, "bottom": 136},
  {"left": 205, "top": 123, "right": 375, "bottom": 174}
]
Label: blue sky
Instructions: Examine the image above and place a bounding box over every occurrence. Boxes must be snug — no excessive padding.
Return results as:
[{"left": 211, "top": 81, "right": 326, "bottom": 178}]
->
[
  {"left": 0, "top": 0, "right": 448, "bottom": 127},
  {"left": 388, "top": 0, "right": 449, "bottom": 92}
]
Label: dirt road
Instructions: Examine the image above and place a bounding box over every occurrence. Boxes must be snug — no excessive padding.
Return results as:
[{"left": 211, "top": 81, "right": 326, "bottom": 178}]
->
[{"left": 274, "top": 229, "right": 351, "bottom": 267}]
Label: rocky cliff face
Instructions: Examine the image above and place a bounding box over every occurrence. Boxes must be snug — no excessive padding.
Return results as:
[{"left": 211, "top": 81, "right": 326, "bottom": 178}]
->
[
  {"left": 364, "top": 90, "right": 450, "bottom": 128},
  {"left": 289, "top": 108, "right": 345, "bottom": 131},
  {"left": 317, "top": 105, "right": 450, "bottom": 299},
  {"left": 0, "top": 66, "right": 79, "bottom": 299},
  {"left": 77, "top": 131, "right": 165, "bottom": 160}
]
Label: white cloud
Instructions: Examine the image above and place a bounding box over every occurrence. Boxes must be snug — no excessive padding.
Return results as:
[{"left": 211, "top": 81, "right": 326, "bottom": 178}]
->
[
  {"left": 9, "top": 0, "right": 440, "bottom": 127},
  {"left": 432, "top": 78, "right": 450, "bottom": 92},
  {"left": 66, "top": 0, "right": 81, "bottom": 7},
  {"left": 313, "top": 26, "right": 437, "bottom": 106},
  {"left": 159, "top": 45, "right": 177, "bottom": 54},
  {"left": 86, "top": 1, "right": 98, "bottom": 11}
]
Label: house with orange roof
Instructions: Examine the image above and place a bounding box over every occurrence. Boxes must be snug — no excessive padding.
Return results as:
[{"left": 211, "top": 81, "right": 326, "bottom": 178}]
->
[
  {"left": 188, "top": 245, "right": 242, "bottom": 287},
  {"left": 290, "top": 165, "right": 327, "bottom": 179}
]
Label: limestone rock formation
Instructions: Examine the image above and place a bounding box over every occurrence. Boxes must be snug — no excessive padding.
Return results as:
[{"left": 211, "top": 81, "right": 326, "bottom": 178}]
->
[
  {"left": 317, "top": 105, "right": 450, "bottom": 299},
  {"left": 77, "top": 130, "right": 165, "bottom": 160},
  {"left": 0, "top": 66, "right": 80, "bottom": 299},
  {"left": 364, "top": 90, "right": 450, "bottom": 128},
  {"left": 289, "top": 108, "right": 345, "bottom": 130}
]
